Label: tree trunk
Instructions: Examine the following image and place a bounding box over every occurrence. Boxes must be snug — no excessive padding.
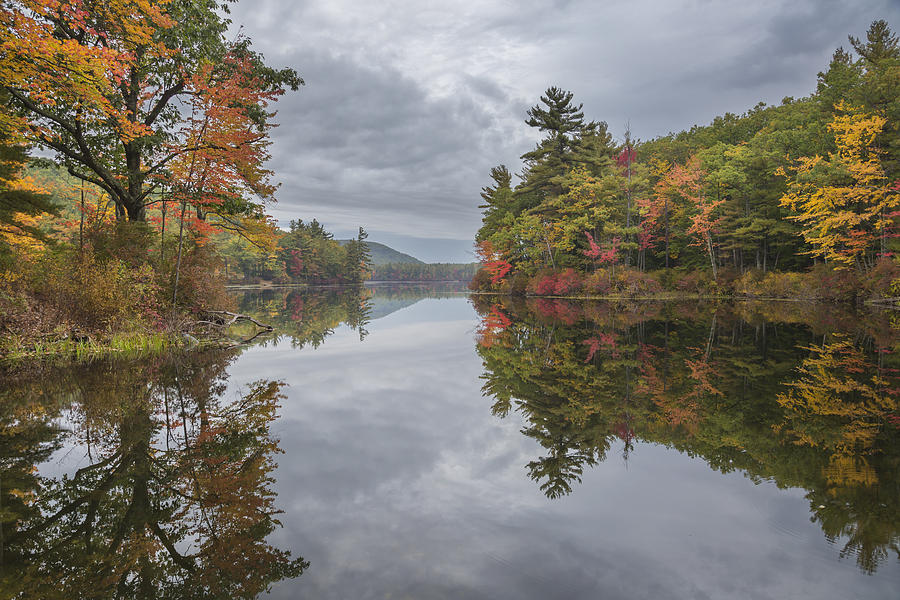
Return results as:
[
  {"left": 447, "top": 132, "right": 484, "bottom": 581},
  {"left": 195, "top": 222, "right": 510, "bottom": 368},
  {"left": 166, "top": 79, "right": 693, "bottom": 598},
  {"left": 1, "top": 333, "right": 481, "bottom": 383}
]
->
[
  {"left": 543, "top": 228, "right": 556, "bottom": 269},
  {"left": 79, "top": 183, "right": 84, "bottom": 250},
  {"left": 664, "top": 198, "right": 670, "bottom": 269},
  {"left": 625, "top": 153, "right": 632, "bottom": 267},
  {"left": 172, "top": 201, "right": 187, "bottom": 307},
  {"left": 160, "top": 199, "right": 167, "bottom": 264},
  {"left": 706, "top": 233, "right": 717, "bottom": 280}
]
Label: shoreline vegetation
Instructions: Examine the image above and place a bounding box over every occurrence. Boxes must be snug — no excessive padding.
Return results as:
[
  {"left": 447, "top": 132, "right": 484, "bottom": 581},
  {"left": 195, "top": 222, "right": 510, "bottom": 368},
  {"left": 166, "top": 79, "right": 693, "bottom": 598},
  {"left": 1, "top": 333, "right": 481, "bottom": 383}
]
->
[
  {"left": 469, "top": 264, "right": 900, "bottom": 305},
  {"left": 469, "top": 20, "right": 900, "bottom": 308},
  {"left": 0, "top": 3, "right": 376, "bottom": 363}
]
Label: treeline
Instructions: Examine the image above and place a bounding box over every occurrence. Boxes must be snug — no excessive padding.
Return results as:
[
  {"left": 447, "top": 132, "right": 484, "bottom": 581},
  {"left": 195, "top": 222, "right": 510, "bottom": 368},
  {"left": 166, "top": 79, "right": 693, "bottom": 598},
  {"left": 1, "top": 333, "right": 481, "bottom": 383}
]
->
[
  {"left": 219, "top": 218, "right": 372, "bottom": 285},
  {"left": 472, "top": 20, "right": 900, "bottom": 300},
  {"left": 371, "top": 262, "right": 479, "bottom": 281}
]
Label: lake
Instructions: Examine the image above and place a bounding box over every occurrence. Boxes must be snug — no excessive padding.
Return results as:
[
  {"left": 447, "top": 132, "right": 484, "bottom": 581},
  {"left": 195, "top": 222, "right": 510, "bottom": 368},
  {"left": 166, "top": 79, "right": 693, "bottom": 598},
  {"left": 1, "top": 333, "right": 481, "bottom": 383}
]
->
[{"left": 1, "top": 284, "right": 898, "bottom": 599}]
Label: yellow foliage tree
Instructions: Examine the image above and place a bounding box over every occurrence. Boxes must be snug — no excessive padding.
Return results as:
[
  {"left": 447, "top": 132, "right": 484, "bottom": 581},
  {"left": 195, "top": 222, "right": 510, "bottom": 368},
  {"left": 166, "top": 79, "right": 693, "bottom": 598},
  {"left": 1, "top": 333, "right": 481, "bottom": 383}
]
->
[{"left": 779, "top": 103, "right": 900, "bottom": 269}]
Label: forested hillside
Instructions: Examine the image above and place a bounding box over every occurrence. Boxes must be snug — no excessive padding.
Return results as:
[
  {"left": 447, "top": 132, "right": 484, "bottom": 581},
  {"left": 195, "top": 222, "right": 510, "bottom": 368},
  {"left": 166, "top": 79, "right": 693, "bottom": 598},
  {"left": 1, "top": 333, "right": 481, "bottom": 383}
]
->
[
  {"left": 371, "top": 262, "right": 479, "bottom": 281},
  {"left": 471, "top": 20, "right": 900, "bottom": 301},
  {"left": 337, "top": 240, "right": 424, "bottom": 265},
  {"left": 222, "top": 219, "right": 372, "bottom": 285}
]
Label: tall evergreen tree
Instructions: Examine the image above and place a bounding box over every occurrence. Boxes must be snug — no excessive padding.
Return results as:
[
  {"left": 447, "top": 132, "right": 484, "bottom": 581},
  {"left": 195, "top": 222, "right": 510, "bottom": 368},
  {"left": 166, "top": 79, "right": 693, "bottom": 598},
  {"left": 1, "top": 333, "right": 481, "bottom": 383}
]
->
[
  {"left": 850, "top": 20, "right": 900, "bottom": 179},
  {"left": 343, "top": 226, "right": 372, "bottom": 283},
  {"left": 356, "top": 226, "right": 372, "bottom": 280},
  {"left": 476, "top": 165, "right": 515, "bottom": 243},
  {"left": 849, "top": 19, "right": 900, "bottom": 64},
  {"left": 518, "top": 87, "right": 607, "bottom": 196}
]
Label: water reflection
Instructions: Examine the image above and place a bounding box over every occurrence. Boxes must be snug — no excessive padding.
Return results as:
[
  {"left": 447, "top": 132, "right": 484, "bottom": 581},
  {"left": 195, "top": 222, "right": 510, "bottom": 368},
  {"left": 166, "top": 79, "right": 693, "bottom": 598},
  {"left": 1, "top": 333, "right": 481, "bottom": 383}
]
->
[
  {"left": 232, "top": 283, "right": 469, "bottom": 348},
  {"left": 473, "top": 297, "right": 900, "bottom": 573},
  {"left": 0, "top": 351, "right": 307, "bottom": 598},
  {"left": 3, "top": 285, "right": 897, "bottom": 597},
  {"left": 235, "top": 287, "right": 373, "bottom": 347}
]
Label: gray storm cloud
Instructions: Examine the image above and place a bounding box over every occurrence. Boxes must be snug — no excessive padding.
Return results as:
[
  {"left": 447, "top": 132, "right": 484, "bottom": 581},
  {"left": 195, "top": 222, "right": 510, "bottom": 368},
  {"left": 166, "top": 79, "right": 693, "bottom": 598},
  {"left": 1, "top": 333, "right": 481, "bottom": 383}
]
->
[{"left": 227, "top": 0, "right": 900, "bottom": 262}]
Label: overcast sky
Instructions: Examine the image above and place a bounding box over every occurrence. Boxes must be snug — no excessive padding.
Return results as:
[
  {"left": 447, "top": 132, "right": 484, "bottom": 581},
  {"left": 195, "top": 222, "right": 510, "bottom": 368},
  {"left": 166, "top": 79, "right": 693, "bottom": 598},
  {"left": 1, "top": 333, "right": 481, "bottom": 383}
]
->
[{"left": 227, "top": 0, "right": 900, "bottom": 262}]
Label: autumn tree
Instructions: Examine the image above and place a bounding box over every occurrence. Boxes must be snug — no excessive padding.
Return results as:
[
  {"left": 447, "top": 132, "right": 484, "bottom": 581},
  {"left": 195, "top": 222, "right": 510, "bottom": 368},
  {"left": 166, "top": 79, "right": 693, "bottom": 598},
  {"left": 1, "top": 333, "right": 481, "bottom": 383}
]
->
[
  {"left": 0, "top": 0, "right": 301, "bottom": 226},
  {"left": 0, "top": 128, "right": 57, "bottom": 259},
  {"left": 648, "top": 156, "right": 724, "bottom": 276},
  {"left": 779, "top": 104, "right": 900, "bottom": 269}
]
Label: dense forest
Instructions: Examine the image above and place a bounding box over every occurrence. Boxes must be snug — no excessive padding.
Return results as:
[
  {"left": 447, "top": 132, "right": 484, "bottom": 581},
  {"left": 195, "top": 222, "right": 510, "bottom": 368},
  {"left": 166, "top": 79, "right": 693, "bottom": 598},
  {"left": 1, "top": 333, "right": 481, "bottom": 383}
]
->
[
  {"left": 472, "top": 20, "right": 900, "bottom": 301},
  {"left": 220, "top": 218, "right": 372, "bottom": 285},
  {"left": 371, "top": 261, "right": 479, "bottom": 282},
  {"left": 0, "top": 1, "right": 372, "bottom": 358}
]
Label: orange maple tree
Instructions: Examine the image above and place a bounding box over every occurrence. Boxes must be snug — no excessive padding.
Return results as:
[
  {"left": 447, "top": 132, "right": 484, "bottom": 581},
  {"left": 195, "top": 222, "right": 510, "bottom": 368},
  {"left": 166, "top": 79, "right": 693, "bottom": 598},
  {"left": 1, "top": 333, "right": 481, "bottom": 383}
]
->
[{"left": 0, "top": 0, "right": 301, "bottom": 228}]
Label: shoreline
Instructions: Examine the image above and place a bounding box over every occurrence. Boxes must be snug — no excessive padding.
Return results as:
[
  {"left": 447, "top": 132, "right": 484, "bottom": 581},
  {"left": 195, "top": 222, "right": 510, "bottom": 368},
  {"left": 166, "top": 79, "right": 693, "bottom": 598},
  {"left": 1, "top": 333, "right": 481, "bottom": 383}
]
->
[
  {"left": 466, "top": 290, "right": 900, "bottom": 307},
  {"left": 6, "top": 286, "right": 896, "bottom": 366},
  {"left": 225, "top": 279, "right": 474, "bottom": 290},
  {"left": 0, "top": 316, "right": 276, "bottom": 366}
]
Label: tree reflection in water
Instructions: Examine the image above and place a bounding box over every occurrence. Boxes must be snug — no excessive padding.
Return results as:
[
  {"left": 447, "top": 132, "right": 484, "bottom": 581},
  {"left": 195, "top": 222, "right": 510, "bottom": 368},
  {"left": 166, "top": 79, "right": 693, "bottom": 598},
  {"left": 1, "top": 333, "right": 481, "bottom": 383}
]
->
[
  {"left": 0, "top": 350, "right": 307, "bottom": 599},
  {"left": 474, "top": 296, "right": 900, "bottom": 574}
]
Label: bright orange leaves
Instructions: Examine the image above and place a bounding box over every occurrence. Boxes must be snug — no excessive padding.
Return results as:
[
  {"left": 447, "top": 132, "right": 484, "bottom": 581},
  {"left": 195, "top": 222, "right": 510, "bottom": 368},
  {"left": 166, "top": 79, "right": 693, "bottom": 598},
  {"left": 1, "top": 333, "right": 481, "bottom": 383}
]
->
[{"left": 0, "top": 0, "right": 172, "bottom": 140}]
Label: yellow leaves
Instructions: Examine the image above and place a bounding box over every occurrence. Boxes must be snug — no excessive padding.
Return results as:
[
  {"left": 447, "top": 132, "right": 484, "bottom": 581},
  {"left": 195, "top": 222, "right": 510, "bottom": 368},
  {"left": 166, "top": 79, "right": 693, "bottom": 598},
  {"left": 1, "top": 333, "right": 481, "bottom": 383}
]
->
[
  {"left": 648, "top": 157, "right": 671, "bottom": 178},
  {"left": 0, "top": 176, "right": 52, "bottom": 256},
  {"left": 829, "top": 102, "right": 886, "bottom": 160},
  {"left": 778, "top": 106, "right": 899, "bottom": 267},
  {"left": 6, "top": 174, "right": 46, "bottom": 196},
  {"left": 234, "top": 214, "right": 281, "bottom": 255}
]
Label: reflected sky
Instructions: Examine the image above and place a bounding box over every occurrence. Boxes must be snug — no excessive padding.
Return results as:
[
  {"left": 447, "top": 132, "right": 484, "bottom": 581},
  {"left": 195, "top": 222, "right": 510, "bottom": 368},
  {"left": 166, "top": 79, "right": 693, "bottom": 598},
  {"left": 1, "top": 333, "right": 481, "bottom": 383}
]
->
[{"left": 224, "top": 294, "right": 900, "bottom": 599}]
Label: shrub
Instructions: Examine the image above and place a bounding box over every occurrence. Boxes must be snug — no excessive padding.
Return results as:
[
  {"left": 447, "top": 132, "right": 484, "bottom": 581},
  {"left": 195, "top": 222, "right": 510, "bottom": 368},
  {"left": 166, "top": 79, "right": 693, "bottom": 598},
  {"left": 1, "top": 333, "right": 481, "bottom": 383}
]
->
[
  {"left": 735, "top": 269, "right": 811, "bottom": 299},
  {"left": 527, "top": 269, "right": 558, "bottom": 296},
  {"left": 553, "top": 268, "right": 583, "bottom": 295},
  {"left": 31, "top": 248, "right": 162, "bottom": 332},
  {"left": 524, "top": 268, "right": 583, "bottom": 296},
  {"left": 501, "top": 272, "right": 530, "bottom": 296},
  {"left": 616, "top": 269, "right": 662, "bottom": 296},
  {"left": 672, "top": 270, "right": 705, "bottom": 294},
  {"left": 862, "top": 257, "right": 900, "bottom": 299},
  {"left": 468, "top": 267, "right": 494, "bottom": 291},
  {"left": 807, "top": 264, "right": 859, "bottom": 302},
  {"left": 583, "top": 270, "right": 614, "bottom": 295},
  {"left": 733, "top": 269, "right": 765, "bottom": 297},
  {"left": 172, "top": 241, "right": 232, "bottom": 313},
  {"left": 733, "top": 265, "right": 865, "bottom": 302}
]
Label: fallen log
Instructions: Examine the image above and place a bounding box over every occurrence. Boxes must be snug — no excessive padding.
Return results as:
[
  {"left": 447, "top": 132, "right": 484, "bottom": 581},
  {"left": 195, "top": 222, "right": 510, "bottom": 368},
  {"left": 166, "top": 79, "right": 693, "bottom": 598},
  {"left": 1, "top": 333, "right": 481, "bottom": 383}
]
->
[{"left": 196, "top": 310, "right": 274, "bottom": 331}]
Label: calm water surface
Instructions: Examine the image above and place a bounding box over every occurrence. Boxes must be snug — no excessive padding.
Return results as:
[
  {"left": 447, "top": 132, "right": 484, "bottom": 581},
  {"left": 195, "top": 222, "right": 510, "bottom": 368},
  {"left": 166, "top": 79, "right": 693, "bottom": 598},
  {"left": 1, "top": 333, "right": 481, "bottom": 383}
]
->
[{"left": 2, "top": 284, "right": 898, "bottom": 599}]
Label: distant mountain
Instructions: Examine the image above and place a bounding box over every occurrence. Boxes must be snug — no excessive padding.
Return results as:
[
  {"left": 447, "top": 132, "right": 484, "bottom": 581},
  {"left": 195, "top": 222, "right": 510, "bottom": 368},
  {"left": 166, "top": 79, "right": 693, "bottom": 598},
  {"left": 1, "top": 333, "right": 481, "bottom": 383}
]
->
[{"left": 336, "top": 240, "right": 425, "bottom": 265}]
